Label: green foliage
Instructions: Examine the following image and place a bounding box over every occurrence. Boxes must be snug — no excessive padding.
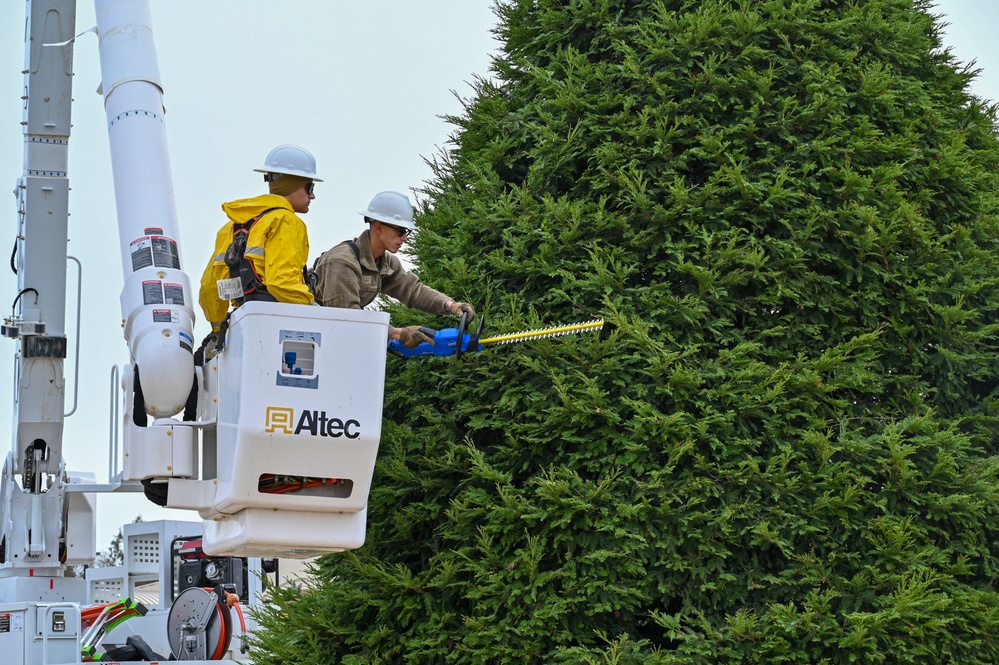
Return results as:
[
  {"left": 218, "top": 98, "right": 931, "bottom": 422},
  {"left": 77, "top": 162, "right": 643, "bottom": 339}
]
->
[{"left": 252, "top": 0, "right": 999, "bottom": 662}]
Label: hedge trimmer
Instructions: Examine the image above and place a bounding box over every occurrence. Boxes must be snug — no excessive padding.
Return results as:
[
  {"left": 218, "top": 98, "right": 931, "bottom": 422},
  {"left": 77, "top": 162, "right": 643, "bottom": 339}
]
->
[{"left": 388, "top": 313, "right": 604, "bottom": 359}]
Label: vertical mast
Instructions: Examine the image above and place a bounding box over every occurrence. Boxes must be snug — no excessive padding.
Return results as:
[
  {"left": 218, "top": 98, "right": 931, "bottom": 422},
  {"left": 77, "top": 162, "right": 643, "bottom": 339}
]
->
[
  {"left": 12, "top": 0, "right": 75, "bottom": 496},
  {"left": 0, "top": 0, "right": 87, "bottom": 574}
]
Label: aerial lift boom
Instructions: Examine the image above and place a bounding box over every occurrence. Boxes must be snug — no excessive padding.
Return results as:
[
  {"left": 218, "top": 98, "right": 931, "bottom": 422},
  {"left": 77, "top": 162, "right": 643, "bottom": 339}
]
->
[{"left": 2, "top": 0, "right": 389, "bottom": 661}]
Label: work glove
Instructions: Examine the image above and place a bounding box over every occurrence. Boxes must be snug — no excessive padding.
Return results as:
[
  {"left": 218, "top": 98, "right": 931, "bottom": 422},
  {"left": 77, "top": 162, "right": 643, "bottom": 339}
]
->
[
  {"left": 194, "top": 331, "right": 220, "bottom": 366},
  {"left": 447, "top": 300, "right": 476, "bottom": 320},
  {"left": 397, "top": 325, "right": 436, "bottom": 349}
]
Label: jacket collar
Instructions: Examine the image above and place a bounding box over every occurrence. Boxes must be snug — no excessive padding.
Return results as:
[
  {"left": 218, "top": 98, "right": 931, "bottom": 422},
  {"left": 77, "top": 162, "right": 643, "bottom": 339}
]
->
[
  {"left": 356, "top": 229, "right": 394, "bottom": 276},
  {"left": 222, "top": 194, "right": 293, "bottom": 224}
]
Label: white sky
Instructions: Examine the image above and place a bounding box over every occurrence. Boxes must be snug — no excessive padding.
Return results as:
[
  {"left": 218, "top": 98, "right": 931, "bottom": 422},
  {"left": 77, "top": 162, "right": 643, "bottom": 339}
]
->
[{"left": 0, "top": 1, "right": 996, "bottom": 550}]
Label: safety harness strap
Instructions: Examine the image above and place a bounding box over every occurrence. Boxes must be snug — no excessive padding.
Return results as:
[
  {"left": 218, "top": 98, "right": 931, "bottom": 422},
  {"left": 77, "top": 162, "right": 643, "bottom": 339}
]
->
[
  {"left": 223, "top": 207, "right": 284, "bottom": 306},
  {"left": 211, "top": 207, "right": 285, "bottom": 356},
  {"left": 306, "top": 240, "right": 360, "bottom": 298}
]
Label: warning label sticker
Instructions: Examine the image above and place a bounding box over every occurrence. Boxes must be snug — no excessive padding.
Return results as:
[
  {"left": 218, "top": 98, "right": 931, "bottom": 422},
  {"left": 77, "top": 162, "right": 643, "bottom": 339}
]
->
[
  {"left": 129, "top": 235, "right": 181, "bottom": 272},
  {"left": 142, "top": 280, "right": 164, "bottom": 305},
  {"left": 0, "top": 613, "right": 21, "bottom": 632},
  {"left": 164, "top": 282, "right": 185, "bottom": 306},
  {"left": 152, "top": 309, "right": 174, "bottom": 324}
]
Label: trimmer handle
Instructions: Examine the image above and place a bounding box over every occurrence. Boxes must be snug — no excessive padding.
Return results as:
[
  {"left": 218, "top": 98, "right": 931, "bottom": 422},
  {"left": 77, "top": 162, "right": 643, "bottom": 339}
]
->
[{"left": 386, "top": 313, "right": 485, "bottom": 359}]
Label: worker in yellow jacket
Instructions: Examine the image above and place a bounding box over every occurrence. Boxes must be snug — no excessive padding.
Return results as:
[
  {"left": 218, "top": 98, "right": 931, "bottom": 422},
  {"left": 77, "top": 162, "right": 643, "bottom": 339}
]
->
[{"left": 199, "top": 144, "right": 320, "bottom": 335}]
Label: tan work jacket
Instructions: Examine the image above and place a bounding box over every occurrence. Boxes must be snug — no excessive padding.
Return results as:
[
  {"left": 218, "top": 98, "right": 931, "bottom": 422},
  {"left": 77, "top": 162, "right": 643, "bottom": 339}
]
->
[{"left": 313, "top": 229, "right": 450, "bottom": 314}]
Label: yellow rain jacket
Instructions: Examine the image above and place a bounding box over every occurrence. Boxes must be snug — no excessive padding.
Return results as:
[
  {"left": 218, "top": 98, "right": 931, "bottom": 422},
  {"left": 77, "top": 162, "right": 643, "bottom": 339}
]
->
[{"left": 199, "top": 194, "right": 313, "bottom": 329}]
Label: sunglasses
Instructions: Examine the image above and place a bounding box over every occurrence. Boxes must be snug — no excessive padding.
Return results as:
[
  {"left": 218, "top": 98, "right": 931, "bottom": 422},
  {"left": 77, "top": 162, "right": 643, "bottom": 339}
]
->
[
  {"left": 304, "top": 182, "right": 316, "bottom": 195},
  {"left": 382, "top": 222, "right": 410, "bottom": 237}
]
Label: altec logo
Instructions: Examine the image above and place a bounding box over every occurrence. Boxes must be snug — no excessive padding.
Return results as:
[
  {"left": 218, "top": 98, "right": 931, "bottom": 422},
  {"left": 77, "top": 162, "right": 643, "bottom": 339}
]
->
[{"left": 265, "top": 406, "right": 360, "bottom": 439}]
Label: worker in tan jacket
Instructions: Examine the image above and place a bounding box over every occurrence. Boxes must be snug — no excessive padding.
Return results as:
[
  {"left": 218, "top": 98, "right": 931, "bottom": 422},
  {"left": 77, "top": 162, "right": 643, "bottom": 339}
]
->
[{"left": 312, "top": 191, "right": 474, "bottom": 348}]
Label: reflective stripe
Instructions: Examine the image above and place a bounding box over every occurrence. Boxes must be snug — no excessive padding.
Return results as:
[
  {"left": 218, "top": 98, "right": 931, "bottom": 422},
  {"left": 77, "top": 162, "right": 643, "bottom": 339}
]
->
[{"left": 218, "top": 247, "right": 264, "bottom": 263}]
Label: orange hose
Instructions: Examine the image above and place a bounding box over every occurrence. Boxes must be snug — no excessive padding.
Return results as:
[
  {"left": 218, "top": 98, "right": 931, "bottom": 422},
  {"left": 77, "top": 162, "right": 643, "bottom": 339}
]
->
[{"left": 210, "top": 602, "right": 228, "bottom": 660}]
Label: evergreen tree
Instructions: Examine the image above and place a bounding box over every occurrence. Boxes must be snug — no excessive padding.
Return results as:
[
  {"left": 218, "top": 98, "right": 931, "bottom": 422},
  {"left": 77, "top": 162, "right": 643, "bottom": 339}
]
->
[{"left": 252, "top": 0, "right": 999, "bottom": 662}]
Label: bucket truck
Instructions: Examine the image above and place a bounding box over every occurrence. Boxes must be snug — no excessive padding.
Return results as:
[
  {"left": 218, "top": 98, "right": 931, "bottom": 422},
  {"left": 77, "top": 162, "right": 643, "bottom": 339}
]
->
[{"left": 1, "top": 0, "right": 388, "bottom": 662}]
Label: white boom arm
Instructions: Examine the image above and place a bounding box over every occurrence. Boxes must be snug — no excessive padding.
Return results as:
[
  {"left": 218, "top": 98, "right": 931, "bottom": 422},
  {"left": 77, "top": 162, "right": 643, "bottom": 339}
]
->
[{"left": 95, "top": 0, "right": 196, "bottom": 417}]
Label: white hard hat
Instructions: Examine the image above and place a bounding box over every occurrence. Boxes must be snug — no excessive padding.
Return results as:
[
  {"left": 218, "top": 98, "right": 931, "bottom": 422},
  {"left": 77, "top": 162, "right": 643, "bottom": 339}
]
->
[
  {"left": 253, "top": 144, "right": 323, "bottom": 182},
  {"left": 359, "top": 191, "right": 416, "bottom": 231}
]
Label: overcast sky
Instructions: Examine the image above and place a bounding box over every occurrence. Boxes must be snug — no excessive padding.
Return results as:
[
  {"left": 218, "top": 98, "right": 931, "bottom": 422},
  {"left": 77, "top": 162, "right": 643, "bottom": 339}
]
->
[{"left": 0, "top": 1, "right": 996, "bottom": 549}]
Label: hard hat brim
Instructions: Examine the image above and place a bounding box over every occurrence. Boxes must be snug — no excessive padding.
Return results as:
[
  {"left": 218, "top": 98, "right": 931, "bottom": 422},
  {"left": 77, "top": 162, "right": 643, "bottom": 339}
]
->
[
  {"left": 254, "top": 167, "right": 323, "bottom": 182},
  {"left": 359, "top": 210, "right": 417, "bottom": 230}
]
